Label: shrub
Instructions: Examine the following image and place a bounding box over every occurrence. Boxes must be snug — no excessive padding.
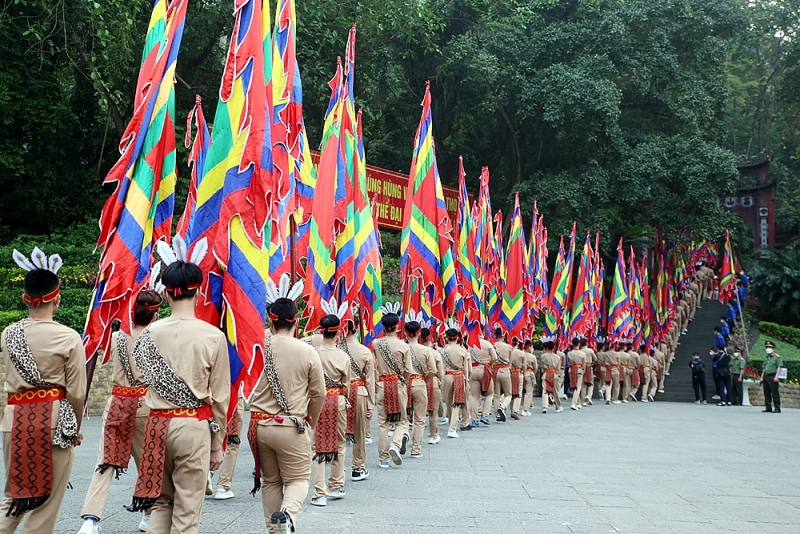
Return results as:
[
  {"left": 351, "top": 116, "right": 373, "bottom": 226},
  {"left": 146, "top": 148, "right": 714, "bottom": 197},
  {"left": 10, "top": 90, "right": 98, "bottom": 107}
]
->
[
  {"left": 759, "top": 322, "right": 800, "bottom": 348},
  {"left": 0, "top": 310, "right": 25, "bottom": 332}
]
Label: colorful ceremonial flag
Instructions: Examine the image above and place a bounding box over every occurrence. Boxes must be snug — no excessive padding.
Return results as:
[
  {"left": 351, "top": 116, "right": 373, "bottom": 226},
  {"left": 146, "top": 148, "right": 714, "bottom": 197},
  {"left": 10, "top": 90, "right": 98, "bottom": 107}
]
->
[
  {"left": 84, "top": 0, "right": 187, "bottom": 362},
  {"left": 568, "top": 232, "right": 593, "bottom": 340},
  {"left": 400, "top": 81, "right": 458, "bottom": 323},
  {"left": 607, "top": 238, "right": 631, "bottom": 344},
  {"left": 543, "top": 224, "right": 576, "bottom": 347},
  {"left": 486, "top": 211, "right": 504, "bottom": 331},
  {"left": 719, "top": 229, "right": 737, "bottom": 302},
  {"left": 500, "top": 193, "right": 528, "bottom": 342},
  {"left": 177, "top": 95, "right": 210, "bottom": 240}
]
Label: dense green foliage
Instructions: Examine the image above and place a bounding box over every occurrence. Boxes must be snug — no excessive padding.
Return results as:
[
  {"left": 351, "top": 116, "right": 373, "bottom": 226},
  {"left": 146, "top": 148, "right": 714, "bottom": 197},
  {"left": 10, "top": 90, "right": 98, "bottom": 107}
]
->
[
  {"left": 750, "top": 334, "right": 800, "bottom": 381},
  {"left": 750, "top": 248, "right": 800, "bottom": 327},
  {"left": 759, "top": 322, "right": 800, "bottom": 348}
]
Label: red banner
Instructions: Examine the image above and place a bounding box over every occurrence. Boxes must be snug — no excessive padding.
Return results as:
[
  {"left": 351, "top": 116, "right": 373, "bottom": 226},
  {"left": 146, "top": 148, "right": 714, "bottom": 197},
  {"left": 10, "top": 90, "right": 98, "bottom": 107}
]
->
[{"left": 310, "top": 151, "right": 466, "bottom": 231}]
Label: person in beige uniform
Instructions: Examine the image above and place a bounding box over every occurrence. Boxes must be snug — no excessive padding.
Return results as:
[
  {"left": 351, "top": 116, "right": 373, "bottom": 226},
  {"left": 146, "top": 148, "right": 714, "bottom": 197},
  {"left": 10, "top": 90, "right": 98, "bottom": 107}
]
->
[
  {"left": 604, "top": 343, "right": 622, "bottom": 404},
  {"left": 79, "top": 290, "right": 161, "bottom": 534},
  {"left": 634, "top": 346, "right": 649, "bottom": 402},
  {"left": 420, "top": 328, "right": 444, "bottom": 444},
  {"left": 540, "top": 341, "right": 562, "bottom": 413},
  {"left": 440, "top": 327, "right": 470, "bottom": 437},
  {"left": 566, "top": 338, "right": 585, "bottom": 410},
  {"left": 128, "top": 247, "right": 230, "bottom": 534},
  {"left": 342, "top": 321, "right": 375, "bottom": 482},
  {"left": 492, "top": 329, "right": 514, "bottom": 422},
  {"left": 521, "top": 340, "right": 537, "bottom": 416},
  {"left": 618, "top": 344, "right": 632, "bottom": 403},
  {"left": 371, "top": 309, "right": 410, "bottom": 468},
  {"left": 210, "top": 396, "right": 244, "bottom": 500},
  {"left": 654, "top": 345, "right": 667, "bottom": 393},
  {"left": 405, "top": 321, "right": 436, "bottom": 458},
  {"left": 626, "top": 343, "right": 640, "bottom": 403},
  {"left": 468, "top": 332, "right": 498, "bottom": 426},
  {"left": 310, "top": 314, "right": 353, "bottom": 507},
  {"left": 251, "top": 275, "right": 324, "bottom": 533},
  {"left": 0, "top": 249, "right": 86, "bottom": 534},
  {"left": 647, "top": 347, "right": 660, "bottom": 402},
  {"left": 579, "top": 337, "right": 597, "bottom": 406},
  {"left": 508, "top": 339, "right": 526, "bottom": 420}
]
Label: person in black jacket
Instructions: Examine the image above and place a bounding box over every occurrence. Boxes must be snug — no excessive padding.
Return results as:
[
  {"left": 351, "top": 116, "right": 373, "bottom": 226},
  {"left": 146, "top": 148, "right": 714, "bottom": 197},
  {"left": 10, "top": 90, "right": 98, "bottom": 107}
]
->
[
  {"left": 689, "top": 353, "right": 707, "bottom": 404},
  {"left": 713, "top": 347, "right": 732, "bottom": 406}
]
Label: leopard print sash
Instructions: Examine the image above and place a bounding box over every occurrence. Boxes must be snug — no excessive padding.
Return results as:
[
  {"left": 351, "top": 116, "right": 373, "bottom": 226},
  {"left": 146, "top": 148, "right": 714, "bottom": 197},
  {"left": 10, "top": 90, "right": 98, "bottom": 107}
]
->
[
  {"left": 339, "top": 339, "right": 365, "bottom": 381},
  {"left": 408, "top": 344, "right": 424, "bottom": 375},
  {"left": 132, "top": 328, "right": 220, "bottom": 433},
  {"left": 5, "top": 320, "right": 77, "bottom": 449},
  {"left": 440, "top": 347, "right": 462, "bottom": 371},
  {"left": 376, "top": 338, "right": 405, "bottom": 384},
  {"left": 263, "top": 336, "right": 306, "bottom": 433},
  {"left": 116, "top": 332, "right": 136, "bottom": 387}
]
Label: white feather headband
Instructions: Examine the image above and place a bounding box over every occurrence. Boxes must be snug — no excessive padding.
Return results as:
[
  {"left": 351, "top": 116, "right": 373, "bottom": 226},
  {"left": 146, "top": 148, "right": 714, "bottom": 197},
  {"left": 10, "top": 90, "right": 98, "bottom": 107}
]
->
[
  {"left": 405, "top": 310, "right": 431, "bottom": 329},
  {"left": 148, "top": 262, "right": 166, "bottom": 294},
  {"left": 540, "top": 335, "right": 556, "bottom": 343},
  {"left": 445, "top": 319, "right": 459, "bottom": 331},
  {"left": 320, "top": 297, "right": 348, "bottom": 319},
  {"left": 155, "top": 235, "right": 208, "bottom": 266},
  {"left": 378, "top": 301, "right": 402, "bottom": 318},
  {"left": 13, "top": 247, "right": 63, "bottom": 274},
  {"left": 265, "top": 273, "right": 304, "bottom": 305}
]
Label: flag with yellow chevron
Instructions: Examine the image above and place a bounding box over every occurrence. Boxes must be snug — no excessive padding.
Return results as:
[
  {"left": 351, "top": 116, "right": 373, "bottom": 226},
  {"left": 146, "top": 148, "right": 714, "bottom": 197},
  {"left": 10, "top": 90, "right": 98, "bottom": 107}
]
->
[{"left": 500, "top": 193, "right": 528, "bottom": 342}]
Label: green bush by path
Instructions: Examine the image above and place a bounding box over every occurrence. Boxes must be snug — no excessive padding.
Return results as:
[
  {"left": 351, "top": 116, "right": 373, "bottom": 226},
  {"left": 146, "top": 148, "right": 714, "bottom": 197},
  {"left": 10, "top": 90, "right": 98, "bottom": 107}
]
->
[
  {"left": 748, "top": 334, "right": 800, "bottom": 381},
  {"left": 758, "top": 322, "right": 800, "bottom": 348}
]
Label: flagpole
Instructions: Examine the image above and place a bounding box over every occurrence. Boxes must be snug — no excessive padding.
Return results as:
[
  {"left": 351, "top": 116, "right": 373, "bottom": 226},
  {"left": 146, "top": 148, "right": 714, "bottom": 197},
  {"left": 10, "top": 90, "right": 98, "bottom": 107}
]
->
[{"left": 734, "top": 288, "right": 750, "bottom": 361}]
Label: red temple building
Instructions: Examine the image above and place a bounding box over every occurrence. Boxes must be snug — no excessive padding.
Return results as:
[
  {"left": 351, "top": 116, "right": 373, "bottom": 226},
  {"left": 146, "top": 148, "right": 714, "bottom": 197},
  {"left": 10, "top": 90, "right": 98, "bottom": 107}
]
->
[{"left": 718, "top": 152, "right": 775, "bottom": 252}]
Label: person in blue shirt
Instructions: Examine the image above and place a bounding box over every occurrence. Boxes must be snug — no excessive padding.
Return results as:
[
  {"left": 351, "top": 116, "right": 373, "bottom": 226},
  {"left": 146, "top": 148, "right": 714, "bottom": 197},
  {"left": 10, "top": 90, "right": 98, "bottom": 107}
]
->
[
  {"left": 719, "top": 317, "right": 730, "bottom": 342},
  {"left": 714, "top": 326, "right": 726, "bottom": 351},
  {"left": 737, "top": 282, "right": 747, "bottom": 304},
  {"left": 726, "top": 303, "right": 737, "bottom": 330},
  {"left": 739, "top": 270, "right": 749, "bottom": 289}
]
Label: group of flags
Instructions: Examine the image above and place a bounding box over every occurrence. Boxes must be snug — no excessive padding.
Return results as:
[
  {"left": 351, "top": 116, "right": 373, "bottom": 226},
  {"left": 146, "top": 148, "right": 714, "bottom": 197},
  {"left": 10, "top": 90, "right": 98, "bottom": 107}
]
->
[{"left": 83, "top": 0, "right": 742, "bottom": 418}]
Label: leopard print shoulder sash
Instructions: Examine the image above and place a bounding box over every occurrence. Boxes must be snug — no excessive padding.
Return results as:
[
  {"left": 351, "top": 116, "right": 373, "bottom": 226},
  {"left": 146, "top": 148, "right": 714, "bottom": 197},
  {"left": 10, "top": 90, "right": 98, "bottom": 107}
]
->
[{"left": 376, "top": 338, "right": 406, "bottom": 384}]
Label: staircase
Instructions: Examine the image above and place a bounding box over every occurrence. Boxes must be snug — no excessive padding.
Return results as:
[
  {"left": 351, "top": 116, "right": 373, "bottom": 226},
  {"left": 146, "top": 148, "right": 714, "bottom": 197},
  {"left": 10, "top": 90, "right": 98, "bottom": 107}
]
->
[{"left": 657, "top": 299, "right": 728, "bottom": 403}]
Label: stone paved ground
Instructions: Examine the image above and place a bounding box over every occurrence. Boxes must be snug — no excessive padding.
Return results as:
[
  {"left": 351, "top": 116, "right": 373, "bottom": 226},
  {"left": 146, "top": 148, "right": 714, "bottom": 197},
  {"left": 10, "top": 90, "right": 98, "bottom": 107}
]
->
[{"left": 9, "top": 402, "right": 799, "bottom": 534}]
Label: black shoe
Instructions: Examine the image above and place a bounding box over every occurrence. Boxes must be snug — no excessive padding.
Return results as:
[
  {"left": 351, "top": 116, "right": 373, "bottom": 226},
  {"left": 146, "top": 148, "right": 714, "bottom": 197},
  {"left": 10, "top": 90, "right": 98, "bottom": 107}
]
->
[
  {"left": 762, "top": 408, "right": 773, "bottom": 412},
  {"left": 774, "top": 408, "right": 781, "bottom": 413},
  {"left": 460, "top": 424, "right": 472, "bottom": 431},
  {"left": 351, "top": 467, "right": 369, "bottom": 481},
  {"left": 400, "top": 434, "right": 409, "bottom": 455},
  {"left": 271, "top": 510, "right": 290, "bottom": 534},
  {"left": 496, "top": 409, "right": 506, "bottom": 422}
]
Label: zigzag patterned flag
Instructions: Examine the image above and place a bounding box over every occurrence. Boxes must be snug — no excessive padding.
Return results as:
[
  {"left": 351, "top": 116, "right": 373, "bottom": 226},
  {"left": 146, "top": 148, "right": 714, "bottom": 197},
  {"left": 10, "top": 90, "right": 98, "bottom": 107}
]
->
[
  {"left": 177, "top": 95, "right": 210, "bottom": 240},
  {"left": 84, "top": 0, "right": 187, "bottom": 362},
  {"left": 532, "top": 208, "right": 549, "bottom": 317},
  {"left": 400, "top": 81, "right": 458, "bottom": 323},
  {"left": 608, "top": 238, "right": 631, "bottom": 344},
  {"left": 474, "top": 166, "right": 492, "bottom": 323},
  {"left": 544, "top": 224, "right": 576, "bottom": 349},
  {"left": 718, "top": 229, "right": 736, "bottom": 302},
  {"left": 361, "top": 196, "right": 384, "bottom": 345},
  {"left": 500, "top": 193, "right": 528, "bottom": 342},
  {"left": 454, "top": 158, "right": 480, "bottom": 348},
  {"left": 486, "top": 211, "right": 504, "bottom": 332},
  {"left": 568, "top": 232, "right": 593, "bottom": 340},
  {"left": 303, "top": 59, "right": 346, "bottom": 332}
]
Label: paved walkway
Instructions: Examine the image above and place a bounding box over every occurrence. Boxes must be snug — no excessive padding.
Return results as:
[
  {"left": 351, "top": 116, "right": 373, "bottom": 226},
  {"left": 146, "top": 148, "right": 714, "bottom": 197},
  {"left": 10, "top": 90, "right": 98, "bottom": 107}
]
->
[{"left": 10, "top": 402, "right": 799, "bottom": 533}]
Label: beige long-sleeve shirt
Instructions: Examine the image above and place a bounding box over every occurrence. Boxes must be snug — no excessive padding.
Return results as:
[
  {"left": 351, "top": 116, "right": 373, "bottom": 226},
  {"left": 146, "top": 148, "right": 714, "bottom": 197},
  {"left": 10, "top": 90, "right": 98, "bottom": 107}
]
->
[
  {"left": 372, "top": 335, "right": 410, "bottom": 377},
  {"left": 495, "top": 340, "right": 513, "bottom": 364},
  {"left": 441, "top": 343, "right": 470, "bottom": 380},
  {"left": 317, "top": 345, "right": 353, "bottom": 387},
  {"left": 345, "top": 338, "right": 376, "bottom": 406},
  {"left": 142, "top": 317, "right": 230, "bottom": 450},
  {"left": 407, "top": 341, "right": 437, "bottom": 378},
  {"left": 510, "top": 348, "right": 526, "bottom": 370},
  {"left": 250, "top": 331, "right": 325, "bottom": 429},
  {"left": 1, "top": 318, "right": 86, "bottom": 432},
  {"left": 475, "top": 338, "right": 498, "bottom": 364}
]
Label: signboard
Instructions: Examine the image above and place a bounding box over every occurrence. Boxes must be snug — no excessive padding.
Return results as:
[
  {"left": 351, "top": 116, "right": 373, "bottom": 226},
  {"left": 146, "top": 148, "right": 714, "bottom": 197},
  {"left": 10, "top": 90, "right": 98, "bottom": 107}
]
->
[{"left": 310, "top": 151, "right": 467, "bottom": 231}]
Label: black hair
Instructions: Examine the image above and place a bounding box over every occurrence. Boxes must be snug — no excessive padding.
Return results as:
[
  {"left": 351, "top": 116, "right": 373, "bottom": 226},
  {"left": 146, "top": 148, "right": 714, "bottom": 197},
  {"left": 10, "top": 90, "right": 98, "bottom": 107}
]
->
[
  {"left": 494, "top": 327, "right": 503, "bottom": 338},
  {"left": 23, "top": 269, "right": 59, "bottom": 300},
  {"left": 692, "top": 352, "right": 700, "bottom": 357},
  {"left": 404, "top": 321, "right": 421, "bottom": 336},
  {"left": 269, "top": 298, "right": 298, "bottom": 331},
  {"left": 572, "top": 337, "right": 580, "bottom": 347},
  {"left": 524, "top": 339, "right": 533, "bottom": 347},
  {"left": 320, "top": 314, "right": 341, "bottom": 339},
  {"left": 445, "top": 328, "right": 459, "bottom": 339},
  {"left": 161, "top": 261, "right": 203, "bottom": 301},
  {"left": 420, "top": 328, "right": 431, "bottom": 342},
  {"left": 714, "top": 326, "right": 721, "bottom": 333},
  {"left": 381, "top": 313, "right": 399, "bottom": 332},
  {"left": 720, "top": 316, "right": 726, "bottom": 320},
  {"left": 543, "top": 341, "right": 555, "bottom": 350},
  {"left": 134, "top": 290, "right": 162, "bottom": 326}
]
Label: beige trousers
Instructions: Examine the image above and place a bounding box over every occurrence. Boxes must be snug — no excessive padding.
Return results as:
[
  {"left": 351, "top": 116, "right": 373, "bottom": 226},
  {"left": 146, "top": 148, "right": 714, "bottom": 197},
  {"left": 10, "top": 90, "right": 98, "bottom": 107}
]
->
[
  {"left": 81, "top": 414, "right": 148, "bottom": 519},
  {"left": 145, "top": 418, "right": 212, "bottom": 534},
  {"left": 377, "top": 383, "right": 408, "bottom": 462},
  {"left": 0, "top": 432, "right": 75, "bottom": 534},
  {"left": 622, "top": 369, "right": 632, "bottom": 400},
  {"left": 409, "top": 381, "right": 427, "bottom": 454},
  {"left": 468, "top": 366, "right": 493, "bottom": 421},
  {"left": 442, "top": 375, "right": 465, "bottom": 432},
  {"left": 428, "top": 386, "right": 441, "bottom": 437},
  {"left": 217, "top": 398, "right": 245, "bottom": 490},
  {"left": 571, "top": 370, "right": 584, "bottom": 407},
  {"left": 255, "top": 424, "right": 311, "bottom": 532},
  {"left": 522, "top": 371, "right": 535, "bottom": 410},
  {"left": 648, "top": 370, "right": 659, "bottom": 398},
  {"left": 580, "top": 373, "right": 594, "bottom": 402},
  {"left": 492, "top": 369, "right": 512, "bottom": 413},
  {"left": 311, "top": 399, "right": 346, "bottom": 497},
  {"left": 604, "top": 369, "right": 620, "bottom": 401},
  {"left": 351, "top": 395, "right": 368, "bottom": 469}
]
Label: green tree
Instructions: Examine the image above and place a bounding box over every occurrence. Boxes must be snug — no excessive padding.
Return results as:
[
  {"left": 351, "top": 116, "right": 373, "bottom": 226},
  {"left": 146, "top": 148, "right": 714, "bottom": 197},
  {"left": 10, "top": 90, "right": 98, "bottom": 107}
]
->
[{"left": 751, "top": 248, "right": 800, "bottom": 327}]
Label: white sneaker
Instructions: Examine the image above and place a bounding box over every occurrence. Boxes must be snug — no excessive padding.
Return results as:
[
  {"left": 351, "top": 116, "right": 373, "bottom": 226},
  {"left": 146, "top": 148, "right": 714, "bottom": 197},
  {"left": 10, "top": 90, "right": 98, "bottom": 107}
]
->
[
  {"left": 641, "top": 399, "right": 648, "bottom": 403},
  {"left": 205, "top": 473, "right": 214, "bottom": 495},
  {"left": 447, "top": 431, "right": 459, "bottom": 438},
  {"left": 438, "top": 417, "right": 448, "bottom": 425},
  {"left": 555, "top": 407, "right": 564, "bottom": 413},
  {"left": 658, "top": 389, "right": 665, "bottom": 393},
  {"left": 613, "top": 400, "right": 622, "bottom": 404},
  {"left": 389, "top": 445, "right": 403, "bottom": 466},
  {"left": 410, "top": 452, "right": 423, "bottom": 458},
  {"left": 328, "top": 489, "right": 346, "bottom": 499},
  {"left": 521, "top": 410, "right": 531, "bottom": 416},
  {"left": 542, "top": 408, "right": 547, "bottom": 414},
  {"left": 78, "top": 520, "right": 99, "bottom": 534},
  {"left": 585, "top": 397, "right": 593, "bottom": 406},
  {"left": 427, "top": 435, "right": 441, "bottom": 445},
  {"left": 138, "top": 514, "right": 150, "bottom": 532},
  {"left": 665, "top": 372, "right": 670, "bottom": 376},
  {"left": 311, "top": 496, "right": 327, "bottom": 507},
  {"left": 387, "top": 431, "right": 394, "bottom": 438},
  {"left": 214, "top": 487, "right": 235, "bottom": 500},
  {"left": 622, "top": 399, "right": 628, "bottom": 403},
  {"left": 365, "top": 437, "right": 372, "bottom": 444},
  {"left": 571, "top": 405, "right": 578, "bottom": 411}
]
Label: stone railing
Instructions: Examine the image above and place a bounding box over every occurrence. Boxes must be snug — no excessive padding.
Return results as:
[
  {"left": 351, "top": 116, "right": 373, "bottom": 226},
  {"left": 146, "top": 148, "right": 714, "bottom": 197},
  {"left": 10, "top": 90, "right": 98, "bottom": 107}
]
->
[{"left": 747, "top": 383, "right": 800, "bottom": 409}]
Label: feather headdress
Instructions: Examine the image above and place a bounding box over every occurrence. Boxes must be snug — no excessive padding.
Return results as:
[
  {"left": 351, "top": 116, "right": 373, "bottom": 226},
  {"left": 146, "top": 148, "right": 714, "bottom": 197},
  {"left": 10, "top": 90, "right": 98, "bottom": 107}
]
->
[
  {"left": 13, "top": 247, "right": 63, "bottom": 274},
  {"left": 445, "top": 318, "right": 459, "bottom": 331},
  {"left": 148, "top": 262, "right": 166, "bottom": 294},
  {"left": 155, "top": 235, "right": 208, "bottom": 266},
  {"left": 405, "top": 310, "right": 431, "bottom": 329},
  {"left": 378, "top": 301, "right": 402, "bottom": 318},
  {"left": 265, "top": 273, "right": 304, "bottom": 305},
  {"left": 320, "top": 297, "right": 348, "bottom": 319}
]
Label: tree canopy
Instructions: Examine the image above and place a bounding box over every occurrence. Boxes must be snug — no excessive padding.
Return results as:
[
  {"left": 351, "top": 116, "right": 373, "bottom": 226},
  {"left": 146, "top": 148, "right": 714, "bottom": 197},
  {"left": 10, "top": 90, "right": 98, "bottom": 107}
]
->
[{"left": 1, "top": 0, "right": 797, "bottom": 255}]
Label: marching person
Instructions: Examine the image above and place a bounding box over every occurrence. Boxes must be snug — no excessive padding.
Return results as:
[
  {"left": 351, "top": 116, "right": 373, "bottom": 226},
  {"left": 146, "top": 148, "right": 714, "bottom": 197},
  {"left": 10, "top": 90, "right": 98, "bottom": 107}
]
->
[
  {"left": 468, "top": 329, "right": 498, "bottom": 426},
  {"left": 689, "top": 352, "right": 708, "bottom": 405},
  {"left": 341, "top": 320, "right": 375, "bottom": 482},
  {"left": 310, "top": 311, "right": 353, "bottom": 506},
  {"left": 540, "top": 340, "right": 562, "bottom": 413},
  {"left": 760, "top": 341, "right": 782, "bottom": 413},
  {"left": 251, "top": 275, "right": 325, "bottom": 533},
  {"left": 440, "top": 326, "right": 470, "bottom": 437},
  {"left": 509, "top": 339, "right": 526, "bottom": 420},
  {"left": 404, "top": 320, "right": 437, "bottom": 458},
  {"left": 567, "top": 338, "right": 585, "bottom": 410},
  {"left": 605, "top": 343, "right": 622, "bottom": 404},
  {"left": 521, "top": 340, "right": 538, "bottom": 416},
  {"left": 619, "top": 343, "right": 631, "bottom": 403},
  {"left": 78, "top": 289, "right": 161, "bottom": 534},
  {"left": 126, "top": 239, "right": 229, "bottom": 534},
  {"left": 372, "top": 304, "right": 411, "bottom": 468},
  {"left": 420, "top": 327, "right": 444, "bottom": 444},
  {"left": 0, "top": 248, "right": 86, "bottom": 533},
  {"left": 492, "top": 328, "right": 514, "bottom": 422},
  {"left": 210, "top": 396, "right": 244, "bottom": 500},
  {"left": 579, "top": 337, "right": 596, "bottom": 407}
]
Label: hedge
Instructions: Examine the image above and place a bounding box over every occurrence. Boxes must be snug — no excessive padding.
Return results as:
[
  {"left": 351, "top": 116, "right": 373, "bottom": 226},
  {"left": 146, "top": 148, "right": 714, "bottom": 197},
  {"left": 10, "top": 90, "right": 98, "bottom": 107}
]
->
[
  {"left": 759, "top": 322, "right": 800, "bottom": 348},
  {"left": 748, "top": 334, "right": 800, "bottom": 381}
]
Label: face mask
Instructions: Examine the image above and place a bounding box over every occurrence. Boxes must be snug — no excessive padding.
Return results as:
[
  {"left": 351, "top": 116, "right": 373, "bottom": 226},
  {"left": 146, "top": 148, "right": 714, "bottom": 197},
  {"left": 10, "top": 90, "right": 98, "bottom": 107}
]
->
[
  {"left": 709, "top": 352, "right": 714, "bottom": 356},
  {"left": 766, "top": 348, "right": 774, "bottom": 355}
]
